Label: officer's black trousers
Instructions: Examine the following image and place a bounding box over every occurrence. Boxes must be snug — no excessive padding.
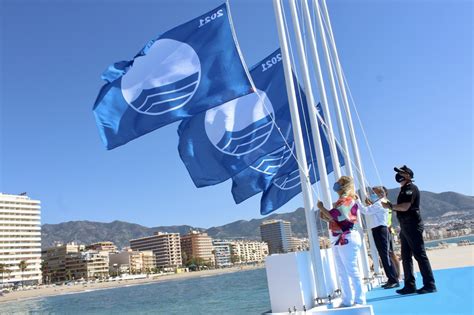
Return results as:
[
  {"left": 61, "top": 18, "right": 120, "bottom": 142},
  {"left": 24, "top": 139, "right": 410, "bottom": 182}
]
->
[
  {"left": 372, "top": 225, "right": 398, "bottom": 283},
  {"left": 399, "top": 222, "right": 436, "bottom": 289}
]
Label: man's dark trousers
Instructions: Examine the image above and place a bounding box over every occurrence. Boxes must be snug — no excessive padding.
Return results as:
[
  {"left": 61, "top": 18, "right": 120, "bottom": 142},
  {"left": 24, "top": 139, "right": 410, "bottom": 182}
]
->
[
  {"left": 372, "top": 225, "right": 398, "bottom": 283},
  {"left": 399, "top": 221, "right": 436, "bottom": 289}
]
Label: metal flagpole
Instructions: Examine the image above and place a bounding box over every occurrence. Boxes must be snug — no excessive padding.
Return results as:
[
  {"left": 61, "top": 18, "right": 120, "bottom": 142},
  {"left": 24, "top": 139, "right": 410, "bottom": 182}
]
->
[
  {"left": 300, "top": 0, "right": 342, "bottom": 181},
  {"left": 273, "top": 0, "right": 326, "bottom": 300},
  {"left": 288, "top": 0, "right": 332, "bottom": 297},
  {"left": 311, "top": 0, "right": 371, "bottom": 279},
  {"left": 309, "top": 0, "right": 352, "bottom": 178},
  {"left": 320, "top": 0, "right": 381, "bottom": 275}
]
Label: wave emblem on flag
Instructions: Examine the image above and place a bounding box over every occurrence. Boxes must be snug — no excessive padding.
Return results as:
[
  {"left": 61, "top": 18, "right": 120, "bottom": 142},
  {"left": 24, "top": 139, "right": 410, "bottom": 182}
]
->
[
  {"left": 250, "top": 143, "right": 293, "bottom": 175},
  {"left": 204, "top": 90, "right": 274, "bottom": 156},
  {"left": 93, "top": 3, "right": 254, "bottom": 150},
  {"left": 273, "top": 164, "right": 312, "bottom": 190},
  {"left": 121, "top": 39, "right": 201, "bottom": 115}
]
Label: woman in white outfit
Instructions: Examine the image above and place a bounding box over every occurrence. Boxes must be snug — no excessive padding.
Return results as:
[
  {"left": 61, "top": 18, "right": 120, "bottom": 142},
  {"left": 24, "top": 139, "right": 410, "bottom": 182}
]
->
[{"left": 317, "top": 176, "right": 366, "bottom": 307}]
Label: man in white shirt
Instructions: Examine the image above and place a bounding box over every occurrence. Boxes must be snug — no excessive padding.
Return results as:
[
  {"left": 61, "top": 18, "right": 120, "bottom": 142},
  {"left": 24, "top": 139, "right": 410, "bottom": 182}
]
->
[{"left": 357, "top": 186, "right": 399, "bottom": 288}]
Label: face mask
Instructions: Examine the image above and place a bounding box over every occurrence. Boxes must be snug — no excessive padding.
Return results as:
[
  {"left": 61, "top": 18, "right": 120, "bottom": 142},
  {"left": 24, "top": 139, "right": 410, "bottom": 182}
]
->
[
  {"left": 333, "top": 182, "right": 342, "bottom": 192},
  {"left": 370, "top": 193, "right": 379, "bottom": 202},
  {"left": 395, "top": 173, "right": 405, "bottom": 183}
]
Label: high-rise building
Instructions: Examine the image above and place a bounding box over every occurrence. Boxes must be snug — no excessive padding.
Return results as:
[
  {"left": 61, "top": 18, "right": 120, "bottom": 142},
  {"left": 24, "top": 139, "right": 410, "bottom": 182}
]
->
[
  {"left": 260, "top": 219, "right": 292, "bottom": 254},
  {"left": 85, "top": 241, "right": 117, "bottom": 253},
  {"left": 130, "top": 232, "right": 182, "bottom": 269},
  {"left": 0, "top": 193, "right": 42, "bottom": 286},
  {"left": 230, "top": 240, "right": 268, "bottom": 264},
  {"left": 180, "top": 231, "right": 215, "bottom": 266},
  {"left": 212, "top": 240, "right": 232, "bottom": 268}
]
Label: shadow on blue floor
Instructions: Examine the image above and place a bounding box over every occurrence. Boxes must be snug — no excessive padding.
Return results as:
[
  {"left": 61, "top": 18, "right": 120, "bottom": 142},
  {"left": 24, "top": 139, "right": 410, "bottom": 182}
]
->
[{"left": 367, "top": 266, "right": 473, "bottom": 315}]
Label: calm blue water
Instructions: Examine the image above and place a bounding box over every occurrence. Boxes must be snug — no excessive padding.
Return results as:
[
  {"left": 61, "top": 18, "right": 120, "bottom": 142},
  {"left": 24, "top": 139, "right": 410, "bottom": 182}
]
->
[
  {"left": 0, "top": 269, "right": 270, "bottom": 315},
  {"left": 425, "top": 234, "right": 474, "bottom": 248}
]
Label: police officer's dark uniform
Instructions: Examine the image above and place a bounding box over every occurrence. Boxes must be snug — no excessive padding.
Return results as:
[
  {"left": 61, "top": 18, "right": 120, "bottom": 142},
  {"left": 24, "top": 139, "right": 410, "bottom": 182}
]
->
[{"left": 393, "top": 166, "right": 436, "bottom": 295}]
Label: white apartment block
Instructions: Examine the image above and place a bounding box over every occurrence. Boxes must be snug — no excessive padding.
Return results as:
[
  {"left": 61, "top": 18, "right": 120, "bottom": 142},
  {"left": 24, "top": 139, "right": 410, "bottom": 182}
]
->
[
  {"left": 230, "top": 240, "right": 268, "bottom": 264},
  {"left": 0, "top": 193, "right": 42, "bottom": 286},
  {"left": 212, "top": 240, "right": 232, "bottom": 268},
  {"left": 130, "top": 232, "right": 182, "bottom": 269}
]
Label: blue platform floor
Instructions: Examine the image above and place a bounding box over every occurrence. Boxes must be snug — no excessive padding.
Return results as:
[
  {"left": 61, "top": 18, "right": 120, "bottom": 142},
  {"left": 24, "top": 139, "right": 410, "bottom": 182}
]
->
[{"left": 367, "top": 266, "right": 474, "bottom": 315}]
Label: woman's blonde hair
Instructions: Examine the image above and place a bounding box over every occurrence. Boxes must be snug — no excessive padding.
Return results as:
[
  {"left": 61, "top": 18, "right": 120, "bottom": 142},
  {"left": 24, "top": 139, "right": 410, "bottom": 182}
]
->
[{"left": 338, "top": 176, "right": 356, "bottom": 198}]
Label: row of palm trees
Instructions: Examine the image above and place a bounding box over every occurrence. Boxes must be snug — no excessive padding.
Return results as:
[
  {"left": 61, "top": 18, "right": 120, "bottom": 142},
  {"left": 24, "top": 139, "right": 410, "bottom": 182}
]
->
[{"left": 0, "top": 260, "right": 29, "bottom": 288}]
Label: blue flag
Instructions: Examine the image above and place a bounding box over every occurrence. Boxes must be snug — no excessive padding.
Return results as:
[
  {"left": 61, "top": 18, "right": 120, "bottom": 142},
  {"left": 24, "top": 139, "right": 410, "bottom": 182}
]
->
[
  {"left": 231, "top": 102, "right": 320, "bottom": 205},
  {"left": 260, "top": 126, "right": 345, "bottom": 215},
  {"left": 93, "top": 3, "right": 254, "bottom": 149},
  {"left": 178, "top": 49, "right": 299, "bottom": 187}
]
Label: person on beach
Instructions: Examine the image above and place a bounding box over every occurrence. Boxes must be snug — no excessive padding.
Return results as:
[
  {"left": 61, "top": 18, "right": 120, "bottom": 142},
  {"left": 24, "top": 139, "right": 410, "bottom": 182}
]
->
[
  {"left": 382, "top": 165, "right": 436, "bottom": 295},
  {"left": 317, "top": 176, "right": 366, "bottom": 307},
  {"left": 356, "top": 186, "right": 399, "bottom": 289}
]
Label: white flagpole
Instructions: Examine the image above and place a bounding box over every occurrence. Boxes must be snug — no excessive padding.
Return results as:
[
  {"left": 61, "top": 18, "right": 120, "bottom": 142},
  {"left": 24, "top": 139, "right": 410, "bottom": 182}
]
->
[
  {"left": 288, "top": 0, "right": 332, "bottom": 297},
  {"left": 309, "top": 0, "right": 352, "bottom": 178},
  {"left": 320, "top": 0, "right": 381, "bottom": 275},
  {"left": 311, "top": 0, "right": 371, "bottom": 279},
  {"left": 273, "top": 0, "right": 326, "bottom": 301},
  {"left": 300, "top": 0, "right": 342, "bottom": 181}
]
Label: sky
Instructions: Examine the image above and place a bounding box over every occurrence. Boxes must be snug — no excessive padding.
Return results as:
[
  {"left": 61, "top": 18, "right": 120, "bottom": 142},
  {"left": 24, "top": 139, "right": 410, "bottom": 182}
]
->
[{"left": 0, "top": 0, "right": 472, "bottom": 228}]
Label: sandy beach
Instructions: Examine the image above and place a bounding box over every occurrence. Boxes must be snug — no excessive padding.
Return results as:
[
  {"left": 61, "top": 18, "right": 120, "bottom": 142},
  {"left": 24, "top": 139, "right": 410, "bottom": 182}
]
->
[{"left": 1, "top": 245, "right": 472, "bottom": 304}]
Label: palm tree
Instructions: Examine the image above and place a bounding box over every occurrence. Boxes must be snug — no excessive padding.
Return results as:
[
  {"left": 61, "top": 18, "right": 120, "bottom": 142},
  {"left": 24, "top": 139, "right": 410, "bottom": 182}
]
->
[{"left": 18, "top": 260, "right": 28, "bottom": 288}]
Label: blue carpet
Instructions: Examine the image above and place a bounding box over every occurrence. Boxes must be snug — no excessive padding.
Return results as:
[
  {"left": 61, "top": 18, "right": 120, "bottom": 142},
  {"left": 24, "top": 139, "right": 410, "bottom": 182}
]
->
[{"left": 367, "top": 267, "right": 474, "bottom": 315}]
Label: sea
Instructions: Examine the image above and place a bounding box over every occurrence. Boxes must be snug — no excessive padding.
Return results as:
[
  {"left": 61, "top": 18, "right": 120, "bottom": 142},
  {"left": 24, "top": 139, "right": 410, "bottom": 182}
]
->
[{"left": 1, "top": 235, "right": 473, "bottom": 315}]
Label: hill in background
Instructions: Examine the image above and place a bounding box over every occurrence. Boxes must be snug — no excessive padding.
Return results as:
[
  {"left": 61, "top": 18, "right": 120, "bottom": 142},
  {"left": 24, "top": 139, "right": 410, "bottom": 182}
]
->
[{"left": 42, "top": 190, "right": 473, "bottom": 249}]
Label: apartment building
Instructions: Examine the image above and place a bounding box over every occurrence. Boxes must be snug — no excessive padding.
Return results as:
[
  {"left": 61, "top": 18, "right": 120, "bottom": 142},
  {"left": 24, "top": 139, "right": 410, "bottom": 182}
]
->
[
  {"left": 180, "top": 231, "right": 215, "bottom": 266},
  {"left": 230, "top": 240, "right": 268, "bottom": 264},
  {"left": 109, "top": 249, "right": 156, "bottom": 274},
  {"left": 260, "top": 219, "right": 292, "bottom": 254},
  {"left": 212, "top": 240, "right": 232, "bottom": 268},
  {"left": 130, "top": 232, "right": 182, "bottom": 269},
  {"left": 66, "top": 250, "right": 109, "bottom": 280},
  {"left": 41, "top": 242, "right": 83, "bottom": 283},
  {"left": 0, "top": 193, "right": 42, "bottom": 286},
  {"left": 85, "top": 241, "right": 117, "bottom": 253}
]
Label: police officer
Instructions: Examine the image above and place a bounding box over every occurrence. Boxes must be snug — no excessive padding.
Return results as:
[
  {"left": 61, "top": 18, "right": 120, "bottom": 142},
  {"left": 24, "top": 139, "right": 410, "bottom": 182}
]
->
[{"left": 383, "top": 165, "right": 436, "bottom": 295}]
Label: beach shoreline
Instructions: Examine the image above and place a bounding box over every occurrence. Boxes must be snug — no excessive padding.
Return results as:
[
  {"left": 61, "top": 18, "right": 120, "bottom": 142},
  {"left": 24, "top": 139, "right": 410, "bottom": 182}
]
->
[{"left": 1, "top": 245, "right": 473, "bottom": 304}]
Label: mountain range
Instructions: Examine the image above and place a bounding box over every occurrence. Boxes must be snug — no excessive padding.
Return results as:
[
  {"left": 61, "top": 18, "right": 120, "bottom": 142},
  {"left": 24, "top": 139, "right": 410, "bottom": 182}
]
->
[{"left": 41, "top": 190, "right": 473, "bottom": 249}]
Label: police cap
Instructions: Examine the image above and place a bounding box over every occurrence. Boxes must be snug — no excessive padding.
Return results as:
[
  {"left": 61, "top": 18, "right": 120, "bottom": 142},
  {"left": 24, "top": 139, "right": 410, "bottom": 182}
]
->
[{"left": 394, "top": 165, "right": 414, "bottom": 178}]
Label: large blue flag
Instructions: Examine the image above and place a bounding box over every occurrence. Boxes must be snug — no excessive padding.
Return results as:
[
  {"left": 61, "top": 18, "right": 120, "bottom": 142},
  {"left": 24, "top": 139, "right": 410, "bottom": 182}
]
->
[
  {"left": 178, "top": 49, "right": 298, "bottom": 187},
  {"left": 260, "top": 126, "right": 344, "bottom": 215},
  {"left": 93, "top": 3, "right": 254, "bottom": 149}
]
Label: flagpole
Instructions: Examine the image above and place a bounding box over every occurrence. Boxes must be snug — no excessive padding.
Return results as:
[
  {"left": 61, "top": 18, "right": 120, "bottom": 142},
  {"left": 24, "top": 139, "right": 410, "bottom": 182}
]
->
[
  {"left": 320, "top": 0, "right": 381, "bottom": 275},
  {"left": 311, "top": 0, "right": 371, "bottom": 279},
  {"left": 273, "top": 0, "right": 326, "bottom": 301},
  {"left": 300, "top": 0, "right": 342, "bottom": 181},
  {"left": 288, "top": 0, "right": 332, "bottom": 297}
]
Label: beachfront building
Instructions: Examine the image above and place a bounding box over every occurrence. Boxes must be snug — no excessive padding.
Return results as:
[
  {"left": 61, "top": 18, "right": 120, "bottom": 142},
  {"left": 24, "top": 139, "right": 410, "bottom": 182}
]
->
[
  {"left": 260, "top": 219, "right": 292, "bottom": 255},
  {"left": 289, "top": 237, "right": 310, "bottom": 252},
  {"left": 109, "top": 249, "right": 156, "bottom": 274},
  {"left": 180, "top": 231, "right": 215, "bottom": 267},
  {"left": 0, "top": 193, "right": 42, "bottom": 286},
  {"left": 85, "top": 241, "right": 117, "bottom": 253},
  {"left": 41, "top": 242, "right": 84, "bottom": 283},
  {"left": 66, "top": 250, "right": 109, "bottom": 280},
  {"left": 130, "top": 232, "right": 182, "bottom": 270},
  {"left": 212, "top": 240, "right": 232, "bottom": 268},
  {"left": 230, "top": 240, "right": 268, "bottom": 264}
]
